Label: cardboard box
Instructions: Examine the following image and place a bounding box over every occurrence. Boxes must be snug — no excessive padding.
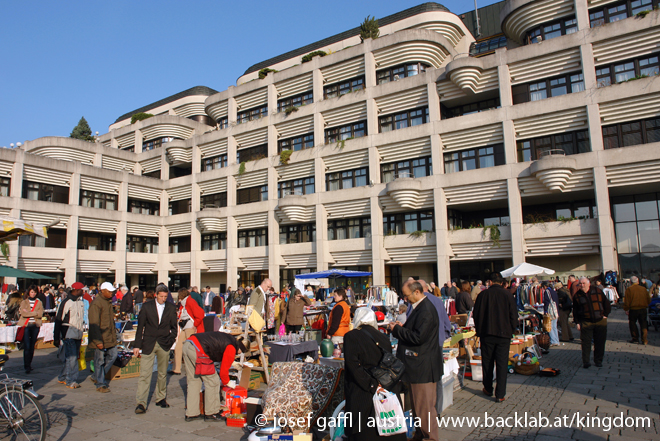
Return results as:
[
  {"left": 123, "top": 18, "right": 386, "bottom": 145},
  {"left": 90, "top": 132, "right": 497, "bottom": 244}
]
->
[
  {"left": 450, "top": 314, "right": 468, "bottom": 327},
  {"left": 35, "top": 338, "right": 56, "bottom": 350},
  {"left": 248, "top": 371, "right": 261, "bottom": 390},
  {"left": 105, "top": 356, "right": 140, "bottom": 380},
  {"left": 509, "top": 342, "right": 523, "bottom": 355}
]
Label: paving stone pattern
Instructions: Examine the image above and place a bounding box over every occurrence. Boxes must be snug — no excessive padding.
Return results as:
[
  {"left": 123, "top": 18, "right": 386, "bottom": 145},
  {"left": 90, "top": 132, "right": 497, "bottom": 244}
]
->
[{"left": 1, "top": 307, "right": 657, "bottom": 440}]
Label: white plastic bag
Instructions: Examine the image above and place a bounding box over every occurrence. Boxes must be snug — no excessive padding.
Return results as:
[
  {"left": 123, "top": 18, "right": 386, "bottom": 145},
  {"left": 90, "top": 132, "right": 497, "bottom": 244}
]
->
[{"left": 373, "top": 390, "right": 407, "bottom": 436}]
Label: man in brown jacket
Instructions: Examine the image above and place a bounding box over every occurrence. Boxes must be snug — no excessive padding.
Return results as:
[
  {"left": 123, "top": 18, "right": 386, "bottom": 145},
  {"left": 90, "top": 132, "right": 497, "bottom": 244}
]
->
[
  {"left": 89, "top": 282, "right": 118, "bottom": 393},
  {"left": 624, "top": 276, "right": 650, "bottom": 345}
]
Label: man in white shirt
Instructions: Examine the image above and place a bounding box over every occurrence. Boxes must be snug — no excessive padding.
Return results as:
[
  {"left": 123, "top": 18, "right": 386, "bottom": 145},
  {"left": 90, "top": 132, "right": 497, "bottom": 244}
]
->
[{"left": 203, "top": 286, "right": 216, "bottom": 313}]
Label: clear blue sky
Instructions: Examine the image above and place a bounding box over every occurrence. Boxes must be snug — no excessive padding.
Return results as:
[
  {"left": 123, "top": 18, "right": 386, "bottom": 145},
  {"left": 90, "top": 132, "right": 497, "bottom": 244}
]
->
[{"left": 0, "top": 0, "right": 501, "bottom": 146}]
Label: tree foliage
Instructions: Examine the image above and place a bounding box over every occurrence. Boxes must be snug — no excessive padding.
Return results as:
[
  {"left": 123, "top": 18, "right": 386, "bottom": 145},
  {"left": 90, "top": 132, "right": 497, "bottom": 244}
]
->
[
  {"left": 70, "top": 116, "right": 95, "bottom": 141},
  {"left": 258, "top": 68, "right": 278, "bottom": 79},
  {"left": 131, "top": 113, "right": 154, "bottom": 124},
  {"left": 360, "top": 15, "right": 380, "bottom": 42},
  {"left": 301, "top": 51, "right": 327, "bottom": 63}
]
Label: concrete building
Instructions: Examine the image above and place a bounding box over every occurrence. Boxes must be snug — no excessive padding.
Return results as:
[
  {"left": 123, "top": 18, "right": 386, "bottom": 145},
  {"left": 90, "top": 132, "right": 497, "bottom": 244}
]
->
[{"left": 3, "top": 0, "right": 660, "bottom": 293}]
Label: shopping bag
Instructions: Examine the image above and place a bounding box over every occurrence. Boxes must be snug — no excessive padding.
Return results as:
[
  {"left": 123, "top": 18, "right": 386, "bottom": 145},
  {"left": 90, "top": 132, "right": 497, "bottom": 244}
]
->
[
  {"left": 372, "top": 390, "right": 407, "bottom": 436},
  {"left": 542, "top": 315, "right": 552, "bottom": 332},
  {"left": 15, "top": 326, "right": 25, "bottom": 343},
  {"left": 248, "top": 309, "right": 265, "bottom": 332},
  {"left": 278, "top": 324, "right": 286, "bottom": 336}
]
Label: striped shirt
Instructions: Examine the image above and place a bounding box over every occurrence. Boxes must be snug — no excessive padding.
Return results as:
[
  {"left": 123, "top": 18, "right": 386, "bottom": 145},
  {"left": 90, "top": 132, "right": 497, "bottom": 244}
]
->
[{"left": 27, "top": 299, "right": 36, "bottom": 324}]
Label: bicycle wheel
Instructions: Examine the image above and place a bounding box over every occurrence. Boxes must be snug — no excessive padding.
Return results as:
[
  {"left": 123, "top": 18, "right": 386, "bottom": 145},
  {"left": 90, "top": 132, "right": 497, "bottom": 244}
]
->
[{"left": 0, "top": 386, "right": 46, "bottom": 441}]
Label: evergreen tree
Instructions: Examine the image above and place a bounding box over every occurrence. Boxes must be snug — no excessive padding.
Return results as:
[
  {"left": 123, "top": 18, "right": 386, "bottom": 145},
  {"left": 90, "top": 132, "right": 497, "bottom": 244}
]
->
[
  {"left": 360, "top": 16, "right": 380, "bottom": 42},
  {"left": 70, "top": 116, "right": 95, "bottom": 141}
]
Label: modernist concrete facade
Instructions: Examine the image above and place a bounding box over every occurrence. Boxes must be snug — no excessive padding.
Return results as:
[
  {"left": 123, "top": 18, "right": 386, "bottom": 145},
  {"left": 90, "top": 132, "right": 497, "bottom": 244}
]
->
[{"left": 3, "top": 0, "right": 660, "bottom": 292}]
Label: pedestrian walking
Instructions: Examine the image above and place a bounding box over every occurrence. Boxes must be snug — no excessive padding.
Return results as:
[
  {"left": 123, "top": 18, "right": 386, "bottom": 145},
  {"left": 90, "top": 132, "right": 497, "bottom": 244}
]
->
[
  {"left": 19, "top": 286, "right": 44, "bottom": 374},
  {"left": 623, "top": 276, "right": 650, "bottom": 345},
  {"left": 573, "top": 277, "right": 611, "bottom": 368},
  {"left": 54, "top": 287, "right": 85, "bottom": 389},
  {"left": 88, "top": 282, "right": 118, "bottom": 393},
  {"left": 543, "top": 282, "right": 560, "bottom": 346},
  {"left": 555, "top": 282, "right": 573, "bottom": 342}
]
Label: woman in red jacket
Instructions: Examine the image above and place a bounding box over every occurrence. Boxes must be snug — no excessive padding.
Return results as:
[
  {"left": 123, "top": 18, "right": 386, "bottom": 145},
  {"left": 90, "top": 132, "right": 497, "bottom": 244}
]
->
[{"left": 170, "top": 289, "right": 206, "bottom": 375}]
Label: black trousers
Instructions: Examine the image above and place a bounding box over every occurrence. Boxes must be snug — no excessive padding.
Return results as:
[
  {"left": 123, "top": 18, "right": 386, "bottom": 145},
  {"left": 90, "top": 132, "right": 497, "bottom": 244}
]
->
[
  {"left": 580, "top": 318, "right": 607, "bottom": 365},
  {"left": 628, "top": 309, "right": 648, "bottom": 343},
  {"left": 480, "top": 335, "right": 510, "bottom": 399},
  {"left": 286, "top": 324, "right": 302, "bottom": 333},
  {"left": 23, "top": 324, "right": 40, "bottom": 370}
]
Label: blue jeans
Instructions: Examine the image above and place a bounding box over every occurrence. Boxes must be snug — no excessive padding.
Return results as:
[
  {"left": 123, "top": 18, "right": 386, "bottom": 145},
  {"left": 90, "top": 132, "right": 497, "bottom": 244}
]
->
[
  {"left": 550, "top": 318, "right": 559, "bottom": 345},
  {"left": 93, "top": 346, "right": 118, "bottom": 388},
  {"left": 204, "top": 306, "right": 211, "bottom": 313},
  {"left": 23, "top": 325, "right": 40, "bottom": 370},
  {"left": 58, "top": 339, "right": 81, "bottom": 386}
]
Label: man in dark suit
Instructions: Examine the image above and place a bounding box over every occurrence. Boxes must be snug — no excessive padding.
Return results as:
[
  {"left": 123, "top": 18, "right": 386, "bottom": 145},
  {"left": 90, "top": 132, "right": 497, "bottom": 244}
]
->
[
  {"left": 133, "top": 284, "right": 178, "bottom": 414},
  {"left": 389, "top": 281, "right": 442, "bottom": 441},
  {"left": 473, "top": 272, "right": 518, "bottom": 403}
]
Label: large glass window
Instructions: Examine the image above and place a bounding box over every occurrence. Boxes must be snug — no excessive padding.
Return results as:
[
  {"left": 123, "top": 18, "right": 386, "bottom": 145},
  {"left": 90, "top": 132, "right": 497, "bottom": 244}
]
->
[
  {"left": 200, "top": 192, "right": 227, "bottom": 208},
  {"left": 377, "top": 62, "right": 429, "bottom": 85},
  {"left": 325, "top": 121, "right": 367, "bottom": 144},
  {"left": 596, "top": 54, "right": 659, "bottom": 88},
  {"left": 237, "top": 144, "right": 268, "bottom": 163},
  {"left": 237, "top": 186, "right": 268, "bottom": 205},
  {"left": 381, "top": 156, "right": 432, "bottom": 183},
  {"left": 80, "top": 190, "right": 117, "bottom": 210},
  {"left": 217, "top": 116, "right": 229, "bottom": 129},
  {"left": 237, "top": 105, "right": 268, "bottom": 124},
  {"left": 78, "top": 232, "right": 116, "bottom": 251},
  {"left": 202, "top": 154, "right": 228, "bottom": 172},
  {"left": 279, "top": 224, "right": 316, "bottom": 244},
  {"left": 441, "top": 97, "right": 501, "bottom": 119},
  {"left": 326, "top": 167, "right": 368, "bottom": 191},
  {"left": 278, "top": 178, "right": 314, "bottom": 198},
  {"left": 22, "top": 181, "right": 69, "bottom": 204},
  {"left": 324, "top": 76, "right": 365, "bottom": 99},
  {"left": 512, "top": 72, "right": 584, "bottom": 104},
  {"left": 18, "top": 229, "right": 66, "bottom": 248},
  {"left": 590, "top": 0, "right": 659, "bottom": 27},
  {"left": 0, "top": 178, "right": 9, "bottom": 197},
  {"left": 128, "top": 199, "right": 160, "bottom": 216},
  {"left": 470, "top": 35, "right": 507, "bottom": 56},
  {"left": 127, "top": 236, "right": 159, "bottom": 253},
  {"left": 238, "top": 229, "right": 268, "bottom": 248},
  {"left": 143, "top": 137, "right": 175, "bottom": 151},
  {"left": 169, "top": 199, "right": 191, "bottom": 215},
  {"left": 602, "top": 116, "right": 660, "bottom": 149},
  {"left": 526, "top": 16, "right": 577, "bottom": 44},
  {"left": 379, "top": 107, "right": 429, "bottom": 132},
  {"left": 444, "top": 144, "right": 505, "bottom": 173},
  {"left": 169, "top": 236, "right": 191, "bottom": 253},
  {"left": 383, "top": 210, "right": 434, "bottom": 235},
  {"left": 328, "top": 217, "right": 371, "bottom": 240},
  {"left": 517, "top": 130, "right": 590, "bottom": 162},
  {"left": 202, "top": 232, "right": 227, "bottom": 250},
  {"left": 277, "top": 91, "right": 313, "bottom": 113},
  {"left": 278, "top": 133, "right": 314, "bottom": 153},
  {"left": 523, "top": 200, "right": 597, "bottom": 224}
]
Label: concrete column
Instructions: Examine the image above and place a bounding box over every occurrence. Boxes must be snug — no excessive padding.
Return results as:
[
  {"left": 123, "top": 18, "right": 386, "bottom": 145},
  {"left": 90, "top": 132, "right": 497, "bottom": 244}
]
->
[
  {"left": 191, "top": 222, "right": 202, "bottom": 289},
  {"left": 507, "top": 178, "right": 525, "bottom": 265},
  {"left": 192, "top": 144, "right": 202, "bottom": 177},
  {"left": 94, "top": 152, "right": 103, "bottom": 167},
  {"left": 268, "top": 83, "right": 278, "bottom": 118},
  {"left": 364, "top": 50, "right": 377, "bottom": 89},
  {"left": 575, "top": 0, "right": 591, "bottom": 31},
  {"left": 115, "top": 220, "right": 127, "bottom": 285},
  {"left": 366, "top": 98, "right": 378, "bottom": 142},
  {"left": 160, "top": 153, "right": 170, "bottom": 180},
  {"left": 314, "top": 157, "right": 326, "bottom": 196},
  {"left": 10, "top": 161, "right": 23, "bottom": 200},
  {"left": 502, "top": 120, "right": 518, "bottom": 166},
  {"left": 586, "top": 104, "right": 604, "bottom": 152},
  {"left": 227, "top": 93, "right": 237, "bottom": 125},
  {"left": 64, "top": 216, "right": 79, "bottom": 285},
  {"left": 135, "top": 130, "right": 144, "bottom": 154},
  {"left": 370, "top": 196, "right": 385, "bottom": 286},
  {"left": 68, "top": 173, "right": 80, "bottom": 206},
  {"left": 313, "top": 69, "right": 324, "bottom": 104},
  {"left": 368, "top": 139, "right": 380, "bottom": 186},
  {"left": 160, "top": 190, "right": 169, "bottom": 218},
  {"left": 430, "top": 134, "right": 444, "bottom": 176},
  {"left": 226, "top": 216, "right": 239, "bottom": 288},
  {"left": 315, "top": 204, "right": 329, "bottom": 272},
  {"left": 191, "top": 180, "right": 201, "bottom": 213},
  {"left": 433, "top": 188, "right": 450, "bottom": 283},
  {"left": 158, "top": 225, "right": 170, "bottom": 284},
  {"left": 268, "top": 125, "right": 278, "bottom": 158},
  {"left": 427, "top": 83, "right": 441, "bottom": 123},
  {"left": 580, "top": 43, "right": 597, "bottom": 91},
  {"left": 593, "top": 166, "right": 617, "bottom": 272},
  {"left": 314, "top": 112, "right": 325, "bottom": 147},
  {"left": 111, "top": 137, "right": 119, "bottom": 149},
  {"left": 228, "top": 136, "right": 238, "bottom": 166},
  {"left": 117, "top": 179, "right": 128, "bottom": 212},
  {"left": 498, "top": 64, "right": 513, "bottom": 108},
  {"left": 268, "top": 209, "right": 281, "bottom": 290}
]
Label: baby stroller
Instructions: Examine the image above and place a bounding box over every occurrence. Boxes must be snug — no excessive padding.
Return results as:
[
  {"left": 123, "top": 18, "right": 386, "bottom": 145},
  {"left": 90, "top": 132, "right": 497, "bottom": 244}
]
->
[{"left": 649, "top": 298, "right": 660, "bottom": 332}]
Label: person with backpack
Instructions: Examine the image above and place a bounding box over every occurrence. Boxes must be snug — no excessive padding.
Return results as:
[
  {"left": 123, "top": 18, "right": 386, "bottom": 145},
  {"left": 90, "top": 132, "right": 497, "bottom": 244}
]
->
[{"left": 555, "top": 282, "right": 574, "bottom": 342}]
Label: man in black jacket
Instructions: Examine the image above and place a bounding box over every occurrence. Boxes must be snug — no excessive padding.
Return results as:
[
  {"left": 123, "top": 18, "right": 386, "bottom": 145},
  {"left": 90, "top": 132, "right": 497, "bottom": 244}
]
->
[
  {"left": 389, "top": 281, "right": 441, "bottom": 441},
  {"left": 133, "top": 284, "right": 177, "bottom": 414},
  {"left": 473, "top": 272, "right": 518, "bottom": 403}
]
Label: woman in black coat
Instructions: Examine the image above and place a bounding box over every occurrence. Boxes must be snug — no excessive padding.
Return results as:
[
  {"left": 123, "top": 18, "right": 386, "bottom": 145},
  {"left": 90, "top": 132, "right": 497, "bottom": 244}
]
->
[{"left": 343, "top": 308, "right": 406, "bottom": 441}]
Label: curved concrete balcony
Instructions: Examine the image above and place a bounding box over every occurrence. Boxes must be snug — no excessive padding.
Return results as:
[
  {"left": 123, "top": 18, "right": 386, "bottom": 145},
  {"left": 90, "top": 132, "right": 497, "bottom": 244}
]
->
[
  {"left": 530, "top": 154, "right": 577, "bottom": 192},
  {"left": 385, "top": 177, "right": 422, "bottom": 210},
  {"left": 500, "top": 0, "right": 576, "bottom": 44},
  {"left": 276, "top": 195, "right": 315, "bottom": 223},
  {"left": 196, "top": 210, "right": 227, "bottom": 233},
  {"left": 445, "top": 57, "right": 486, "bottom": 95},
  {"left": 166, "top": 140, "right": 192, "bottom": 165}
]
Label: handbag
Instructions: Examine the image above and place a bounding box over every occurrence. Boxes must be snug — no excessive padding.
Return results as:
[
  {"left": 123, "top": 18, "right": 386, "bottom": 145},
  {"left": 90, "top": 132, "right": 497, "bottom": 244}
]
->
[
  {"left": 542, "top": 315, "right": 552, "bottom": 332},
  {"left": 373, "top": 389, "right": 407, "bottom": 436},
  {"left": 360, "top": 328, "right": 405, "bottom": 390},
  {"left": 15, "top": 300, "right": 38, "bottom": 342}
]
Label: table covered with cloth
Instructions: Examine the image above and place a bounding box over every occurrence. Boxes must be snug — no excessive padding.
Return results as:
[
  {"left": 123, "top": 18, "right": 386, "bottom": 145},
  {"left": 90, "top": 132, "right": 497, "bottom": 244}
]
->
[
  {"left": 0, "top": 322, "right": 55, "bottom": 343},
  {"left": 265, "top": 340, "right": 319, "bottom": 363},
  {"left": 261, "top": 361, "right": 344, "bottom": 431}
]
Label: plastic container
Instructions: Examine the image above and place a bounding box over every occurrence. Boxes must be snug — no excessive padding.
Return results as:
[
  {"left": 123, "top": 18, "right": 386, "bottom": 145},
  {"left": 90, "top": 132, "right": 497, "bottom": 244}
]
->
[
  {"left": 470, "top": 360, "right": 483, "bottom": 381},
  {"left": 436, "top": 375, "right": 455, "bottom": 413},
  {"left": 226, "top": 415, "right": 246, "bottom": 427}
]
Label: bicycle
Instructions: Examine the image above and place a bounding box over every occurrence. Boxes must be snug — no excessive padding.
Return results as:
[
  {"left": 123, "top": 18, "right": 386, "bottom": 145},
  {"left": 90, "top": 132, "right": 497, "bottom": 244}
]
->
[{"left": 0, "top": 354, "right": 47, "bottom": 441}]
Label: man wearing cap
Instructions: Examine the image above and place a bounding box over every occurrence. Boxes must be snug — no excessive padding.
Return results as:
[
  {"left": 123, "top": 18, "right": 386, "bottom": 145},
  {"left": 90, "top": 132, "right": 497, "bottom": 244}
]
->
[{"left": 88, "top": 282, "right": 119, "bottom": 393}]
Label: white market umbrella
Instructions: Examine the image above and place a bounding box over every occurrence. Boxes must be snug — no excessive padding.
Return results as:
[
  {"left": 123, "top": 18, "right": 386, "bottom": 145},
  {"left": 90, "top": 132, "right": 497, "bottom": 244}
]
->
[{"left": 501, "top": 262, "right": 555, "bottom": 278}]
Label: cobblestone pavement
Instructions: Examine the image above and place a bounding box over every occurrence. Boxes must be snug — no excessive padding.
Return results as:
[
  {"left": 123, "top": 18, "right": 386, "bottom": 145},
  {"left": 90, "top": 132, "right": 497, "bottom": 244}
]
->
[{"left": 1, "top": 306, "right": 657, "bottom": 440}]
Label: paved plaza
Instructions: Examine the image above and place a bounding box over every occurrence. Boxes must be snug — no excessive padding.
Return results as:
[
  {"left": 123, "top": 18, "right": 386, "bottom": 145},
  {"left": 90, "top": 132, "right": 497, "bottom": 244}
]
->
[{"left": 1, "top": 307, "right": 658, "bottom": 441}]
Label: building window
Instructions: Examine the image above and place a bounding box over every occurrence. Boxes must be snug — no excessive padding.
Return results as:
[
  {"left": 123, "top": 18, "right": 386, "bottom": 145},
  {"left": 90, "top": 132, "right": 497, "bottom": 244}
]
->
[
  {"left": 202, "top": 232, "right": 227, "bottom": 250},
  {"left": 200, "top": 192, "right": 227, "bottom": 208},
  {"left": 444, "top": 144, "right": 505, "bottom": 173},
  {"left": 448, "top": 208, "right": 511, "bottom": 229},
  {"left": 328, "top": 217, "right": 371, "bottom": 240},
  {"left": 525, "top": 16, "right": 577, "bottom": 44},
  {"left": 237, "top": 144, "right": 268, "bottom": 163},
  {"left": 470, "top": 35, "right": 507, "bottom": 56},
  {"left": 512, "top": 72, "right": 584, "bottom": 104},
  {"left": 169, "top": 199, "right": 192, "bottom": 215},
  {"left": 238, "top": 228, "right": 267, "bottom": 248},
  {"left": 590, "top": 0, "right": 659, "bottom": 27},
  {"left": 381, "top": 156, "right": 432, "bottom": 183},
  {"left": 127, "top": 236, "right": 159, "bottom": 253},
  {"left": 523, "top": 200, "right": 596, "bottom": 224},
  {"left": 281, "top": 268, "right": 315, "bottom": 290},
  {"left": 441, "top": 97, "right": 501, "bottom": 119},
  {"left": 78, "top": 232, "right": 116, "bottom": 251},
  {"left": 325, "top": 121, "right": 367, "bottom": 144},
  {"left": 278, "top": 178, "right": 314, "bottom": 198},
  {"left": 128, "top": 199, "right": 160, "bottom": 216},
  {"left": 602, "top": 116, "right": 660, "bottom": 149},
  {"left": 596, "top": 54, "right": 659, "bottom": 87},
  {"left": 517, "top": 130, "right": 590, "bottom": 162},
  {"left": 379, "top": 107, "right": 429, "bottom": 133},
  {"left": 202, "top": 154, "right": 228, "bottom": 171},
  {"left": 80, "top": 190, "right": 117, "bottom": 210},
  {"left": 19, "top": 229, "right": 66, "bottom": 248},
  {"left": 22, "top": 181, "right": 69, "bottom": 204},
  {"left": 324, "top": 75, "right": 365, "bottom": 99},
  {"left": 326, "top": 167, "right": 368, "bottom": 191},
  {"left": 218, "top": 116, "right": 229, "bottom": 129},
  {"left": 143, "top": 137, "right": 175, "bottom": 151},
  {"left": 383, "top": 210, "right": 434, "bottom": 235},
  {"left": 237, "top": 185, "right": 268, "bottom": 205},
  {"left": 237, "top": 105, "right": 268, "bottom": 124},
  {"left": 0, "top": 178, "right": 10, "bottom": 197},
  {"left": 377, "top": 62, "right": 429, "bottom": 85},
  {"left": 279, "top": 223, "right": 316, "bottom": 244},
  {"left": 277, "top": 91, "right": 313, "bottom": 113},
  {"left": 278, "top": 133, "right": 314, "bottom": 153},
  {"left": 169, "top": 236, "right": 191, "bottom": 253}
]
